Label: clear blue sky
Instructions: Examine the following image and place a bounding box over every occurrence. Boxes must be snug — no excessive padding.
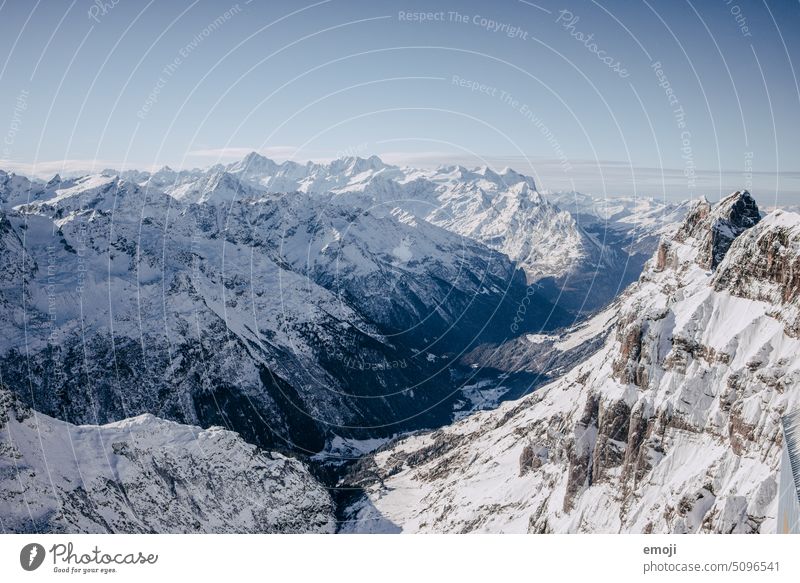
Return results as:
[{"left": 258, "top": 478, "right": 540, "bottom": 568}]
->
[{"left": 1, "top": 0, "right": 799, "bottom": 203}]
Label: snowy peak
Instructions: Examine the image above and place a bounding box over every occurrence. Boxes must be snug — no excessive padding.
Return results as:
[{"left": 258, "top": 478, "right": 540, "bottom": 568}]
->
[
  {"left": 718, "top": 189, "right": 760, "bottom": 226},
  {"left": 171, "top": 170, "right": 258, "bottom": 203},
  {"left": 327, "top": 154, "right": 388, "bottom": 176},
  {"left": 705, "top": 190, "right": 761, "bottom": 269},
  {"left": 225, "top": 153, "right": 391, "bottom": 193},
  {"left": 17, "top": 173, "right": 170, "bottom": 217},
  {"left": 0, "top": 170, "right": 47, "bottom": 207},
  {"left": 31, "top": 174, "right": 119, "bottom": 210},
  {"left": 228, "top": 151, "right": 280, "bottom": 178},
  {"left": 673, "top": 190, "right": 761, "bottom": 270},
  {"left": 431, "top": 163, "right": 535, "bottom": 192},
  {"left": 654, "top": 190, "right": 759, "bottom": 275},
  {"left": 499, "top": 167, "right": 536, "bottom": 190}
]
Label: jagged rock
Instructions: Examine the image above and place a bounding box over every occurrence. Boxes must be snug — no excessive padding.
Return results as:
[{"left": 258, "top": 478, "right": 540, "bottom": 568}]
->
[
  {"left": 713, "top": 209, "right": 800, "bottom": 336},
  {"left": 563, "top": 394, "right": 599, "bottom": 511},
  {"left": 613, "top": 319, "right": 645, "bottom": 385},
  {"left": 592, "top": 399, "right": 632, "bottom": 483},
  {"left": 654, "top": 240, "right": 671, "bottom": 272},
  {"left": 674, "top": 191, "right": 760, "bottom": 270},
  {"left": 519, "top": 443, "right": 547, "bottom": 476},
  {"left": 622, "top": 399, "right": 652, "bottom": 486},
  {"left": 702, "top": 191, "right": 761, "bottom": 269}
]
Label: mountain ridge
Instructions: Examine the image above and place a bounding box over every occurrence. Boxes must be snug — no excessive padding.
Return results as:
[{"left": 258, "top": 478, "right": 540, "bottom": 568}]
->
[
  {"left": 340, "top": 191, "right": 800, "bottom": 533},
  {"left": 0, "top": 387, "right": 336, "bottom": 533}
]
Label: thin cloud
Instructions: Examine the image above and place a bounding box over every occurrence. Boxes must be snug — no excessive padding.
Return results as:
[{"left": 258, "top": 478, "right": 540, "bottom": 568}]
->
[
  {"left": 186, "top": 146, "right": 301, "bottom": 160},
  {"left": 0, "top": 159, "right": 161, "bottom": 179}
]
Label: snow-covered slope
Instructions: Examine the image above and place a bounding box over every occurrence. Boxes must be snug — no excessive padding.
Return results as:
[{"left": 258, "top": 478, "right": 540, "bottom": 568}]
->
[
  {"left": 341, "top": 191, "right": 800, "bottom": 533},
  {"left": 412, "top": 166, "right": 585, "bottom": 282},
  {"left": 0, "top": 388, "right": 335, "bottom": 533}
]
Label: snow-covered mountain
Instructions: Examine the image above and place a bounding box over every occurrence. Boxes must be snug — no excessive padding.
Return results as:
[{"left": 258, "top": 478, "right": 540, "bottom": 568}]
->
[
  {"left": 458, "top": 192, "right": 690, "bottom": 400},
  {"left": 0, "top": 388, "right": 335, "bottom": 533},
  {"left": 340, "top": 191, "right": 800, "bottom": 533},
  {"left": 547, "top": 190, "right": 689, "bottom": 231},
  {"left": 0, "top": 157, "right": 697, "bottom": 459},
  {"left": 118, "top": 154, "right": 646, "bottom": 286},
  {"left": 0, "top": 163, "right": 575, "bottom": 458},
  {"left": 0, "top": 154, "right": 707, "bottom": 534},
  {"left": 535, "top": 191, "right": 690, "bottom": 313}
]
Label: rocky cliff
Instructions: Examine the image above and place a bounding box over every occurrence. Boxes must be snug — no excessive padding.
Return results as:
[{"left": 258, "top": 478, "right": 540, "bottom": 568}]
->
[{"left": 341, "top": 192, "right": 800, "bottom": 533}]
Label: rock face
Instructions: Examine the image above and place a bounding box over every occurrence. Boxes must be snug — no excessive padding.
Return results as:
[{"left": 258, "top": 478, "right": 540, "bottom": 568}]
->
[
  {"left": 712, "top": 209, "right": 800, "bottom": 336},
  {"left": 340, "top": 192, "right": 800, "bottom": 533},
  {"left": 675, "top": 190, "right": 761, "bottom": 270},
  {"left": 0, "top": 388, "right": 335, "bottom": 533}
]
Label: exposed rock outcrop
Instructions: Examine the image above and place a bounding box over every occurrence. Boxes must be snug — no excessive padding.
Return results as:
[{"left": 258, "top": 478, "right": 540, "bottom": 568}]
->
[{"left": 675, "top": 190, "right": 761, "bottom": 270}]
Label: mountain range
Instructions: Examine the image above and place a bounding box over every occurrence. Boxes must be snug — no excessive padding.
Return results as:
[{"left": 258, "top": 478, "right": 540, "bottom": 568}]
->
[{"left": 4, "top": 154, "right": 789, "bottom": 534}]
